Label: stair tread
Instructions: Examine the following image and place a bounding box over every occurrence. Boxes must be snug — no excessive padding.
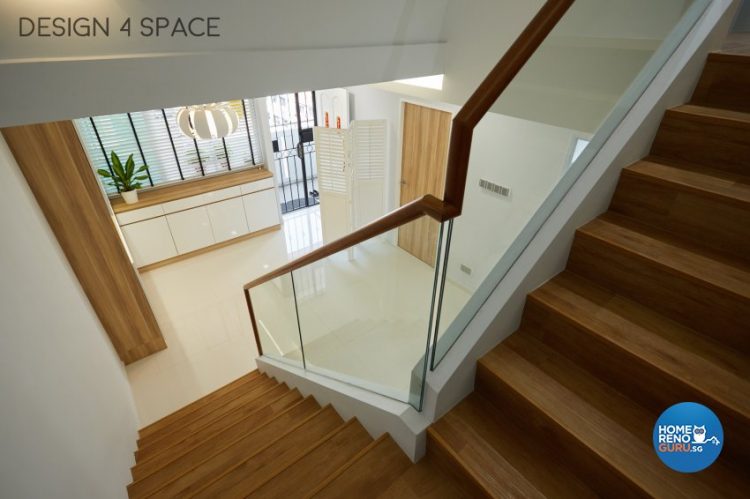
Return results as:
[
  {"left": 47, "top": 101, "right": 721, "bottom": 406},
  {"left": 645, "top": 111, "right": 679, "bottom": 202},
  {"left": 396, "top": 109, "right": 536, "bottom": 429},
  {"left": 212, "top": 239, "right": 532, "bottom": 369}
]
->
[
  {"left": 182, "top": 406, "right": 346, "bottom": 498},
  {"left": 670, "top": 104, "right": 750, "bottom": 124},
  {"left": 577, "top": 217, "right": 750, "bottom": 300},
  {"left": 246, "top": 419, "right": 373, "bottom": 499},
  {"left": 482, "top": 336, "right": 746, "bottom": 497},
  {"left": 625, "top": 159, "right": 750, "bottom": 205},
  {"left": 131, "top": 386, "right": 301, "bottom": 481},
  {"left": 644, "top": 155, "right": 750, "bottom": 185},
  {"left": 430, "top": 393, "right": 595, "bottom": 498},
  {"left": 378, "top": 454, "right": 472, "bottom": 499},
  {"left": 533, "top": 272, "right": 750, "bottom": 402},
  {"left": 128, "top": 397, "right": 322, "bottom": 499},
  {"left": 310, "top": 434, "right": 411, "bottom": 498},
  {"left": 137, "top": 370, "right": 260, "bottom": 439},
  {"left": 708, "top": 51, "right": 750, "bottom": 64},
  {"left": 137, "top": 374, "right": 274, "bottom": 449}
]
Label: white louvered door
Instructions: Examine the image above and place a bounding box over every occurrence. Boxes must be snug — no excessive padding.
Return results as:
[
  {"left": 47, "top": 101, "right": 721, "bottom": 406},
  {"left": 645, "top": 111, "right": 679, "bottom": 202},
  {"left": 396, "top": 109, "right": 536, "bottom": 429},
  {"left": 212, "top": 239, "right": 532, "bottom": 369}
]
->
[
  {"left": 351, "top": 119, "right": 387, "bottom": 229},
  {"left": 313, "top": 127, "right": 351, "bottom": 244}
]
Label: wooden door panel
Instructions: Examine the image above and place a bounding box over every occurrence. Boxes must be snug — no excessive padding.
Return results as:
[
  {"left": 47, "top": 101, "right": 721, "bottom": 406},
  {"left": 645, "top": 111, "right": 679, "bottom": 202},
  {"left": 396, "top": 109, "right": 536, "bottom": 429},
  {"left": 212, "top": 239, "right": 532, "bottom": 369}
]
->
[{"left": 398, "top": 103, "right": 451, "bottom": 265}]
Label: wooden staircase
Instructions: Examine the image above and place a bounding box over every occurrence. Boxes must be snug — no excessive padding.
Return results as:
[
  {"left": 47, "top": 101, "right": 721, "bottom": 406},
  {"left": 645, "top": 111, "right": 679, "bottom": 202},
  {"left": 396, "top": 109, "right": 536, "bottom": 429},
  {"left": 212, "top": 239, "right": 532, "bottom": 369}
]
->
[
  {"left": 127, "top": 52, "right": 748, "bottom": 498},
  {"left": 127, "top": 370, "right": 462, "bottom": 498},
  {"left": 427, "top": 51, "right": 750, "bottom": 497}
]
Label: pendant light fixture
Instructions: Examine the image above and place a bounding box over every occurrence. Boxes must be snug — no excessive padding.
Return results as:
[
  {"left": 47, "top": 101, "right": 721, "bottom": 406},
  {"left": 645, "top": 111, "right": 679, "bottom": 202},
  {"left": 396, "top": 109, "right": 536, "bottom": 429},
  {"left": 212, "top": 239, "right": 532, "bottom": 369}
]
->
[{"left": 176, "top": 102, "right": 239, "bottom": 140}]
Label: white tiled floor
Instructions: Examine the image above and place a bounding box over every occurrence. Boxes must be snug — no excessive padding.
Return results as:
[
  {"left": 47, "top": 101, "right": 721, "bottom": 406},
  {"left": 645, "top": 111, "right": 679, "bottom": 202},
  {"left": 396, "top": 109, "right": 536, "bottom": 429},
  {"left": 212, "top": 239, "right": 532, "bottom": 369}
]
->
[
  {"left": 126, "top": 206, "right": 470, "bottom": 425},
  {"left": 126, "top": 207, "right": 322, "bottom": 426}
]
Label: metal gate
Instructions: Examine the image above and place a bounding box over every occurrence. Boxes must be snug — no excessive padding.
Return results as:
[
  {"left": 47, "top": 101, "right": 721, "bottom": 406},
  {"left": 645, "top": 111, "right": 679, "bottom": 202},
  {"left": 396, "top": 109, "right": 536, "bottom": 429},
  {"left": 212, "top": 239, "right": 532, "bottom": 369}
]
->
[{"left": 266, "top": 91, "right": 319, "bottom": 213}]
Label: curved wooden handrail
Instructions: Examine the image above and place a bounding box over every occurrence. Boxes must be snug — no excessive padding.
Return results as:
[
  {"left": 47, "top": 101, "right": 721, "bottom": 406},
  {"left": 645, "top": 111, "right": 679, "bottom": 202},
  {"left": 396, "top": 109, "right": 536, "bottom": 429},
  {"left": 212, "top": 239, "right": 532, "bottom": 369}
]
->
[{"left": 244, "top": 0, "right": 575, "bottom": 290}]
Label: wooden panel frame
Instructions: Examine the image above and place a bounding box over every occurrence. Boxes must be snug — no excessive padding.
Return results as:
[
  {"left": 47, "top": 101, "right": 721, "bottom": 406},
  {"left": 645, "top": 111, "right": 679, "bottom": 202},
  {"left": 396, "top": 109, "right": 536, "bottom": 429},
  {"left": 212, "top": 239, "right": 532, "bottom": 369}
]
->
[{"left": 2, "top": 121, "right": 166, "bottom": 364}]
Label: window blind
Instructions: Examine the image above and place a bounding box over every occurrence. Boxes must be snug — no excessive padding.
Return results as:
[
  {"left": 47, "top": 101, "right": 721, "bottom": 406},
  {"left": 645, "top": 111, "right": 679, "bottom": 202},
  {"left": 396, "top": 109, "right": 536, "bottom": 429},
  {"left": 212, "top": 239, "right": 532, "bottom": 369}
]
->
[{"left": 75, "top": 99, "right": 265, "bottom": 195}]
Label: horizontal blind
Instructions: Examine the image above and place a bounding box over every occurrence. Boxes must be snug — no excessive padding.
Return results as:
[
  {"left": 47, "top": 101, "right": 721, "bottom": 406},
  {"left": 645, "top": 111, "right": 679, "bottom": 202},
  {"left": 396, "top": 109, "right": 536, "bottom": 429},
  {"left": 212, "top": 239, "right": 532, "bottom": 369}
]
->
[
  {"left": 76, "top": 118, "right": 117, "bottom": 194},
  {"left": 76, "top": 100, "right": 266, "bottom": 195},
  {"left": 129, "top": 110, "right": 183, "bottom": 184},
  {"left": 161, "top": 107, "right": 204, "bottom": 180}
]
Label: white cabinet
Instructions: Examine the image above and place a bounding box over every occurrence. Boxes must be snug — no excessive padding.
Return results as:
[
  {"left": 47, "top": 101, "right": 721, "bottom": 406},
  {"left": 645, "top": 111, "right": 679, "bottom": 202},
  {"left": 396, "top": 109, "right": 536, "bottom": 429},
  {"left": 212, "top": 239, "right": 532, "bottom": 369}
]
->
[
  {"left": 207, "top": 197, "right": 249, "bottom": 243},
  {"left": 120, "top": 217, "right": 177, "bottom": 267},
  {"left": 243, "top": 189, "right": 280, "bottom": 232},
  {"left": 166, "top": 207, "right": 214, "bottom": 254},
  {"left": 116, "top": 176, "right": 280, "bottom": 268},
  {"left": 115, "top": 204, "right": 165, "bottom": 225}
]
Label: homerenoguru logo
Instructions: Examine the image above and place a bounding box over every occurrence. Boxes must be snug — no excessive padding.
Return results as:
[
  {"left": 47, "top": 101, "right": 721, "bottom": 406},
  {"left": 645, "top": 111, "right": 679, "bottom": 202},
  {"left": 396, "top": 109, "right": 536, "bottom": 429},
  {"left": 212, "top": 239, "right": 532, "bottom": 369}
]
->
[{"left": 653, "top": 402, "right": 723, "bottom": 473}]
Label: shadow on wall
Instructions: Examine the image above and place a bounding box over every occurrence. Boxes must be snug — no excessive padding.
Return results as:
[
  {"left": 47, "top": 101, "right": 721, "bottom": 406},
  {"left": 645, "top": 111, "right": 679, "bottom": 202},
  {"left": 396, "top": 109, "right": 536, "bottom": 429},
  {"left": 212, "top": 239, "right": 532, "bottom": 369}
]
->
[{"left": 733, "top": 0, "right": 750, "bottom": 31}]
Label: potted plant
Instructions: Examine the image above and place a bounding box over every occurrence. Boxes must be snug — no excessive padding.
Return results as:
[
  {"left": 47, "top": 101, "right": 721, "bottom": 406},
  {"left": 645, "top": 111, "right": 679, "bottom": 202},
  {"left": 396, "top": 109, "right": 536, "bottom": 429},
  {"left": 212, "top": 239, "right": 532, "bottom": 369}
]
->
[{"left": 97, "top": 152, "right": 149, "bottom": 204}]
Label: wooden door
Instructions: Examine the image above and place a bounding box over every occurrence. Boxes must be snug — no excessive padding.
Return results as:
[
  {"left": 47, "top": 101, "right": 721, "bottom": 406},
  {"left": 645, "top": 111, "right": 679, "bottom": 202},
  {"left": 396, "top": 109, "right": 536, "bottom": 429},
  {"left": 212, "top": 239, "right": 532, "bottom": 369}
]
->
[{"left": 398, "top": 102, "right": 451, "bottom": 265}]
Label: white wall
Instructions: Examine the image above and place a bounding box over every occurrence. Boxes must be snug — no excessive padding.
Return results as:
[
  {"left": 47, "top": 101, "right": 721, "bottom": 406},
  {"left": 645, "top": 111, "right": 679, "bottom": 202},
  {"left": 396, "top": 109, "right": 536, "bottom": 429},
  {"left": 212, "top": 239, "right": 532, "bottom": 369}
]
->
[
  {"left": 446, "top": 113, "right": 585, "bottom": 291},
  {"left": 0, "top": 137, "right": 139, "bottom": 499},
  {"left": 0, "top": 1, "right": 447, "bottom": 128},
  {"left": 346, "top": 84, "right": 459, "bottom": 217}
]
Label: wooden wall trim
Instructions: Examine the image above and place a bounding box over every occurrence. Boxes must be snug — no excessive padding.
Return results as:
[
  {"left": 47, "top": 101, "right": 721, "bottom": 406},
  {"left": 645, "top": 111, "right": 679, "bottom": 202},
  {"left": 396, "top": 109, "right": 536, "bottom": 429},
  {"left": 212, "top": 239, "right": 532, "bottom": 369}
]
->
[{"left": 2, "top": 121, "right": 166, "bottom": 365}]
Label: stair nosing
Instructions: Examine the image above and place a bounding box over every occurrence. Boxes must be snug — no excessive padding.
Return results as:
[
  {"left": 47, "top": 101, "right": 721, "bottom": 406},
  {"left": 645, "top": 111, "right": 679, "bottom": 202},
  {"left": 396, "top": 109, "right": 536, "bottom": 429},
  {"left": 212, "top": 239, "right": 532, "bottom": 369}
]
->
[{"left": 669, "top": 104, "right": 750, "bottom": 125}]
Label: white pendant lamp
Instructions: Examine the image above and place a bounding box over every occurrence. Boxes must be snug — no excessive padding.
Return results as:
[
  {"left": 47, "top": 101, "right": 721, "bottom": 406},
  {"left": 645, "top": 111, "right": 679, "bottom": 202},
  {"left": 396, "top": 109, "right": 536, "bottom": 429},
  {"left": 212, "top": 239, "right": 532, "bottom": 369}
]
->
[{"left": 177, "top": 102, "right": 239, "bottom": 140}]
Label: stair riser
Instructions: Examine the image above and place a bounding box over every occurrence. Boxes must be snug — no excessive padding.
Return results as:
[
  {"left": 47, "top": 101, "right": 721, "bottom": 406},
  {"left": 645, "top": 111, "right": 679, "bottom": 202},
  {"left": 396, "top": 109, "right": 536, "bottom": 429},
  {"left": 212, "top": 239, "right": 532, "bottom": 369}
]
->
[
  {"left": 692, "top": 56, "right": 750, "bottom": 113},
  {"left": 136, "top": 379, "right": 278, "bottom": 452},
  {"left": 522, "top": 298, "right": 750, "bottom": 468},
  {"left": 475, "top": 363, "right": 646, "bottom": 498},
  {"left": 610, "top": 173, "right": 750, "bottom": 264},
  {"left": 567, "top": 233, "right": 750, "bottom": 353},
  {"left": 651, "top": 111, "right": 750, "bottom": 175},
  {"left": 131, "top": 388, "right": 300, "bottom": 481},
  {"left": 425, "top": 430, "right": 495, "bottom": 499}
]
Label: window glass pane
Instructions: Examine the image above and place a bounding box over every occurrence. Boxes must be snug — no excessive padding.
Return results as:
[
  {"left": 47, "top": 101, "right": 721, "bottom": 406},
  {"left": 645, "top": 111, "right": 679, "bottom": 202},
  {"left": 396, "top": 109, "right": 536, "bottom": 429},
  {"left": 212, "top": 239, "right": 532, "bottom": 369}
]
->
[
  {"left": 76, "top": 118, "right": 117, "bottom": 194},
  {"left": 163, "top": 106, "right": 204, "bottom": 180},
  {"left": 129, "top": 110, "right": 183, "bottom": 185}
]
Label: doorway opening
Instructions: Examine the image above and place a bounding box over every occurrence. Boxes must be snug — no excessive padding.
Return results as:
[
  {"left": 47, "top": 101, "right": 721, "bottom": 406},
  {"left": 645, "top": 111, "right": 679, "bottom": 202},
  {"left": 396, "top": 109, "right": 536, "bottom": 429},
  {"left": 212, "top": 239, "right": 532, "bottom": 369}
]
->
[{"left": 266, "top": 91, "right": 320, "bottom": 214}]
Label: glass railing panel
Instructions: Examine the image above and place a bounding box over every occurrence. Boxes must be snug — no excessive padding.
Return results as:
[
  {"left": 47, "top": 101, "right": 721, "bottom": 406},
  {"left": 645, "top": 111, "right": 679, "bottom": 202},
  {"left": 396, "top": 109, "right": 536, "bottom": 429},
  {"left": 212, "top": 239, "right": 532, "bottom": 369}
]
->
[
  {"left": 291, "top": 215, "right": 443, "bottom": 409},
  {"left": 431, "top": 0, "right": 710, "bottom": 368},
  {"left": 248, "top": 274, "right": 304, "bottom": 368}
]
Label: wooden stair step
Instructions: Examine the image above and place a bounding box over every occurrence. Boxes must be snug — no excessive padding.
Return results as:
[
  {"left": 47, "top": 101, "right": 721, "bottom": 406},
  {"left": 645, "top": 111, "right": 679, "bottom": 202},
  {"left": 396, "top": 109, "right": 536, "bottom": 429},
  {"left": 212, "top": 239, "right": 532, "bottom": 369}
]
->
[
  {"left": 228, "top": 418, "right": 372, "bottom": 499},
  {"left": 131, "top": 386, "right": 301, "bottom": 481},
  {"left": 611, "top": 159, "right": 750, "bottom": 263},
  {"left": 478, "top": 335, "right": 747, "bottom": 498},
  {"left": 377, "top": 452, "right": 472, "bottom": 499},
  {"left": 651, "top": 104, "right": 750, "bottom": 175},
  {"left": 429, "top": 392, "right": 595, "bottom": 498},
  {"left": 172, "top": 405, "right": 345, "bottom": 498},
  {"left": 691, "top": 52, "right": 750, "bottom": 113},
  {"left": 524, "top": 271, "right": 750, "bottom": 465},
  {"left": 309, "top": 434, "right": 412, "bottom": 498},
  {"left": 127, "top": 396, "right": 321, "bottom": 498},
  {"left": 136, "top": 376, "right": 278, "bottom": 454},
  {"left": 568, "top": 216, "right": 750, "bottom": 352},
  {"left": 137, "top": 370, "right": 260, "bottom": 441}
]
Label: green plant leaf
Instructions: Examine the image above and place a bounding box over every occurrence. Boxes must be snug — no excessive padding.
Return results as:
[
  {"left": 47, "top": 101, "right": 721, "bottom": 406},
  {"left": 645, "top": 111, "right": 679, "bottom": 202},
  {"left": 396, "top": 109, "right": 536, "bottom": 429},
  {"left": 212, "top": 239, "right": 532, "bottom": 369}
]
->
[
  {"left": 110, "top": 152, "right": 125, "bottom": 181},
  {"left": 134, "top": 175, "right": 149, "bottom": 181},
  {"left": 137, "top": 165, "right": 148, "bottom": 173},
  {"left": 125, "top": 154, "right": 135, "bottom": 179},
  {"left": 97, "top": 169, "right": 112, "bottom": 178},
  {"left": 132, "top": 182, "right": 142, "bottom": 189}
]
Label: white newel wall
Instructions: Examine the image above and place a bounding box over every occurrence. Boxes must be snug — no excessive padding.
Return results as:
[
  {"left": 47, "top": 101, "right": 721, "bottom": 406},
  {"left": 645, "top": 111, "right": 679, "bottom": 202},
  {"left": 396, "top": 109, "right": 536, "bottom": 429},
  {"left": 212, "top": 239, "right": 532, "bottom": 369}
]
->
[{"left": 0, "top": 136, "right": 138, "bottom": 499}]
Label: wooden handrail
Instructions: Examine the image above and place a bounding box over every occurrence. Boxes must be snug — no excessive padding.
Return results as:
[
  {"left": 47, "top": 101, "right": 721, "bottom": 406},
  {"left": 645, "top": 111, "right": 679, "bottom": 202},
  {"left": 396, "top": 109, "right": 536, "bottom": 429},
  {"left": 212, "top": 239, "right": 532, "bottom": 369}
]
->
[{"left": 244, "top": 0, "right": 575, "bottom": 291}]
